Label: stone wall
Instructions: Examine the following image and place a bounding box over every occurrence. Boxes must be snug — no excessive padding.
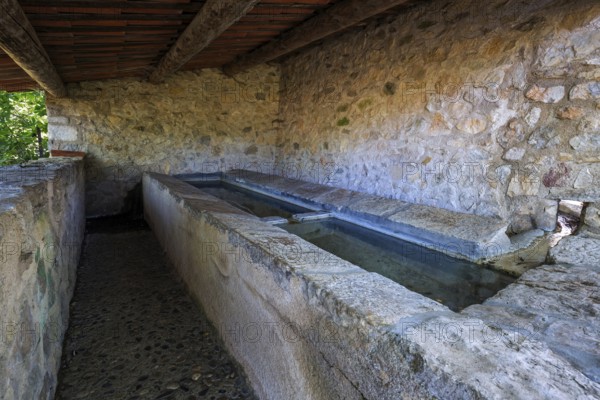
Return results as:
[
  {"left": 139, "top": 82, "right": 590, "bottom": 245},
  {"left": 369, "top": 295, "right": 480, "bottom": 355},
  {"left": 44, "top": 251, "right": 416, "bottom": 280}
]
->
[
  {"left": 0, "top": 158, "right": 85, "bottom": 399},
  {"left": 46, "top": 66, "right": 279, "bottom": 217},
  {"left": 45, "top": 0, "right": 600, "bottom": 228},
  {"left": 277, "top": 0, "right": 600, "bottom": 233}
]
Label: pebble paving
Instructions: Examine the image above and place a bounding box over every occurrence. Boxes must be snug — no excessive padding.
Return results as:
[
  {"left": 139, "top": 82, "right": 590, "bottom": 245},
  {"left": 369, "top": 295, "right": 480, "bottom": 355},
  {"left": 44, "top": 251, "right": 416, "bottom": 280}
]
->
[{"left": 55, "top": 218, "right": 257, "bottom": 400}]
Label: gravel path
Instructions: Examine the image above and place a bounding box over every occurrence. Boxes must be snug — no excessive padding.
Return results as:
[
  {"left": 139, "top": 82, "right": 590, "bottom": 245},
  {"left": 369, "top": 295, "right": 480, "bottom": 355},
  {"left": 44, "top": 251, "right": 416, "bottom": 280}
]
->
[{"left": 55, "top": 219, "right": 256, "bottom": 400}]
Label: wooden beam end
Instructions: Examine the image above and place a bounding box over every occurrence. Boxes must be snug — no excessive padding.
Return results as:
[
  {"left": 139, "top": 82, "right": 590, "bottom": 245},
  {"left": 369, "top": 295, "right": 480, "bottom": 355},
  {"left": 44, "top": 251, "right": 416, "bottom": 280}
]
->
[
  {"left": 221, "top": 64, "right": 237, "bottom": 77},
  {"left": 147, "top": 70, "right": 163, "bottom": 84}
]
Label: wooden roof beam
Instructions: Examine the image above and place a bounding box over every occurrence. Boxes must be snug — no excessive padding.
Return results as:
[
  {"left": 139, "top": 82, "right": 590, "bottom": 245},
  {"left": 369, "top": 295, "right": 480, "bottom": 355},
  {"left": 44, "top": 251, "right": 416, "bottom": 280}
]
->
[
  {"left": 0, "top": 0, "right": 66, "bottom": 97},
  {"left": 223, "top": 0, "right": 411, "bottom": 76},
  {"left": 148, "top": 0, "right": 259, "bottom": 83}
]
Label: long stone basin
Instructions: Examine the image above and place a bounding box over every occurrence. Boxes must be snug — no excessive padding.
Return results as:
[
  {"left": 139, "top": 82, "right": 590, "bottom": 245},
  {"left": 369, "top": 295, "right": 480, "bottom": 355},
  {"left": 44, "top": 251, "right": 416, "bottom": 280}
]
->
[{"left": 143, "top": 171, "right": 599, "bottom": 400}]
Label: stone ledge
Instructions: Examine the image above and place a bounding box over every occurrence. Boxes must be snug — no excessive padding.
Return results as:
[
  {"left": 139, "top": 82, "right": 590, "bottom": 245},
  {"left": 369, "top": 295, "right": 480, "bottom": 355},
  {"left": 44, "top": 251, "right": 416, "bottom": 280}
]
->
[
  {"left": 463, "top": 263, "right": 600, "bottom": 383},
  {"left": 548, "top": 188, "right": 600, "bottom": 203},
  {"left": 222, "top": 170, "right": 510, "bottom": 262},
  {"left": 50, "top": 149, "right": 86, "bottom": 158},
  {"left": 549, "top": 235, "right": 600, "bottom": 268},
  {"left": 0, "top": 157, "right": 83, "bottom": 199}
]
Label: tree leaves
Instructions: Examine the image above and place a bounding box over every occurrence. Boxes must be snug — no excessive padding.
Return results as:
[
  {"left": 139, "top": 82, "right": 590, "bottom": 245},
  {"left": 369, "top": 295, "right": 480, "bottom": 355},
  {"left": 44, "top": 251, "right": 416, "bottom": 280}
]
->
[{"left": 0, "top": 90, "right": 48, "bottom": 165}]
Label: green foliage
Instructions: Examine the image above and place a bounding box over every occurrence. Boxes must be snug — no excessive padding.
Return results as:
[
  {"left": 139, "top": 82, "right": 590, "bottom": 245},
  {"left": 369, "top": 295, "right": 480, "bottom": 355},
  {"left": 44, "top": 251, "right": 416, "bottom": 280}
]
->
[
  {"left": 337, "top": 117, "right": 350, "bottom": 127},
  {"left": 0, "top": 90, "right": 48, "bottom": 166}
]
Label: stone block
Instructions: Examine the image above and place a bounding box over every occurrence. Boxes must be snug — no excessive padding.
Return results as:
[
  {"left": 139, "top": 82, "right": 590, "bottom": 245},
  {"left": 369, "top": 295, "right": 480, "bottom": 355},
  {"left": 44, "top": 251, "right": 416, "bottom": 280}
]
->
[
  {"left": 534, "top": 199, "right": 558, "bottom": 231},
  {"left": 509, "top": 214, "right": 535, "bottom": 234},
  {"left": 570, "top": 82, "right": 600, "bottom": 100},
  {"left": 48, "top": 124, "right": 78, "bottom": 142},
  {"left": 525, "top": 85, "right": 565, "bottom": 103},
  {"left": 584, "top": 203, "right": 600, "bottom": 232},
  {"left": 502, "top": 147, "right": 525, "bottom": 161},
  {"left": 550, "top": 235, "right": 600, "bottom": 268},
  {"left": 556, "top": 106, "right": 584, "bottom": 120}
]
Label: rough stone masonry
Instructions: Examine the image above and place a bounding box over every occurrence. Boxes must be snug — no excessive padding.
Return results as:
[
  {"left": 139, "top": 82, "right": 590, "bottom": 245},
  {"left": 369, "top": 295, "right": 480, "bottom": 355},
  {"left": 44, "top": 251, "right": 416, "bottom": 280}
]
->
[
  {"left": 46, "top": 67, "right": 279, "bottom": 217},
  {"left": 0, "top": 159, "right": 85, "bottom": 399},
  {"left": 47, "top": 0, "right": 600, "bottom": 235},
  {"left": 277, "top": 0, "right": 600, "bottom": 233}
]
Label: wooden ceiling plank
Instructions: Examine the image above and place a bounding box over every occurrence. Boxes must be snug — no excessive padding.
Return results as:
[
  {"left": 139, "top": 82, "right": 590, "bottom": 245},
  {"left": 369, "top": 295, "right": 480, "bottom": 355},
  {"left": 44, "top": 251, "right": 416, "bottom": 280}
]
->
[
  {"left": 148, "top": 0, "right": 259, "bottom": 83},
  {"left": 27, "top": 14, "right": 191, "bottom": 21},
  {"left": 223, "top": 0, "right": 411, "bottom": 75},
  {"left": 261, "top": 0, "right": 331, "bottom": 4},
  {"left": 21, "top": 1, "right": 203, "bottom": 12},
  {"left": 0, "top": 0, "right": 66, "bottom": 96}
]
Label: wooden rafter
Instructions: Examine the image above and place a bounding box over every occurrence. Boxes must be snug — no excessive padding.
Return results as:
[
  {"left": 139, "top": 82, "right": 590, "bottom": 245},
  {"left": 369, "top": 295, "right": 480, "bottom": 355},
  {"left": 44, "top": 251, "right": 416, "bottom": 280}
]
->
[
  {"left": 0, "top": 0, "right": 66, "bottom": 96},
  {"left": 148, "top": 0, "right": 259, "bottom": 83},
  {"left": 223, "top": 0, "right": 412, "bottom": 75}
]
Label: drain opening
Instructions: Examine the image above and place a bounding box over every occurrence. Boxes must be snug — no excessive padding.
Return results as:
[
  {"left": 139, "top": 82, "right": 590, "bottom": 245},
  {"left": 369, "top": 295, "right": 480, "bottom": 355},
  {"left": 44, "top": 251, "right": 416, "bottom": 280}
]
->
[{"left": 551, "top": 200, "right": 584, "bottom": 247}]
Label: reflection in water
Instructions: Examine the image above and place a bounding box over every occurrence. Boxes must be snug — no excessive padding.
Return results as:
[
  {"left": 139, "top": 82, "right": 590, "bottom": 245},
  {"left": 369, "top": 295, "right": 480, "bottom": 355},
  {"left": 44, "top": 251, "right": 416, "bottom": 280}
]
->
[
  {"left": 187, "top": 181, "right": 310, "bottom": 218},
  {"left": 282, "top": 219, "right": 515, "bottom": 312}
]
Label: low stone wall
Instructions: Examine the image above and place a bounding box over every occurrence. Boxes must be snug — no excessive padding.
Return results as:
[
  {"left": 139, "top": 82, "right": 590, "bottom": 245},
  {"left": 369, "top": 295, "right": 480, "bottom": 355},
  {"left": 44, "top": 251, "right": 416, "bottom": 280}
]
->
[
  {"left": 144, "top": 172, "right": 599, "bottom": 400},
  {"left": 0, "top": 158, "right": 85, "bottom": 399}
]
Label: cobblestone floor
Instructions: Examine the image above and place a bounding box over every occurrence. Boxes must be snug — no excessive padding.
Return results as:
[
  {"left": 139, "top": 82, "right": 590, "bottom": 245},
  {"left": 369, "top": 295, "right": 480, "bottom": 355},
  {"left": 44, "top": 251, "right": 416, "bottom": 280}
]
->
[{"left": 55, "top": 218, "right": 256, "bottom": 400}]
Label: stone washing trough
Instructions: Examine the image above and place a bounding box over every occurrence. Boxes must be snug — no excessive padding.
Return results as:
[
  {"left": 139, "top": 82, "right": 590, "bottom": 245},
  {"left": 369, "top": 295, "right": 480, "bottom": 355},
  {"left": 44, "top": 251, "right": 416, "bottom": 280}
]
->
[
  {"left": 180, "top": 173, "right": 515, "bottom": 312},
  {"left": 179, "top": 170, "right": 513, "bottom": 262},
  {"left": 143, "top": 171, "right": 599, "bottom": 399}
]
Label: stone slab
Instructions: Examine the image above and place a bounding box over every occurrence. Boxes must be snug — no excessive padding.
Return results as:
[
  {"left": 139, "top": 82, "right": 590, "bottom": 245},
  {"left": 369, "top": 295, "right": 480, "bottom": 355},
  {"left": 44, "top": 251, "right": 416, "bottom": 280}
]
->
[
  {"left": 224, "top": 170, "right": 511, "bottom": 261},
  {"left": 549, "top": 235, "right": 600, "bottom": 268},
  {"left": 463, "top": 263, "right": 600, "bottom": 383}
]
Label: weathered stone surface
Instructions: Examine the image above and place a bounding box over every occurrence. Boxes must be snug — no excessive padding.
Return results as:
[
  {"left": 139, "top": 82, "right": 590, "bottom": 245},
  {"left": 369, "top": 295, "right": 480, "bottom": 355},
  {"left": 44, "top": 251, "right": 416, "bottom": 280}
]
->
[
  {"left": 548, "top": 187, "right": 600, "bottom": 203},
  {"left": 224, "top": 170, "right": 511, "bottom": 261},
  {"left": 578, "top": 115, "right": 600, "bottom": 134},
  {"left": 508, "top": 213, "right": 535, "bottom": 234},
  {"left": 528, "top": 125, "right": 560, "bottom": 149},
  {"left": 47, "top": 66, "right": 280, "bottom": 217},
  {"left": 41, "top": 0, "right": 600, "bottom": 235},
  {"left": 524, "top": 107, "right": 542, "bottom": 127},
  {"left": 507, "top": 175, "right": 540, "bottom": 197},
  {"left": 559, "top": 200, "right": 584, "bottom": 217},
  {"left": 0, "top": 158, "right": 85, "bottom": 400},
  {"left": 574, "top": 167, "right": 595, "bottom": 189},
  {"left": 456, "top": 116, "right": 487, "bottom": 134},
  {"left": 502, "top": 147, "right": 526, "bottom": 161},
  {"left": 570, "top": 82, "right": 600, "bottom": 100},
  {"left": 277, "top": 0, "right": 600, "bottom": 234},
  {"left": 144, "top": 172, "right": 600, "bottom": 398},
  {"left": 534, "top": 199, "right": 558, "bottom": 231},
  {"left": 557, "top": 106, "right": 584, "bottom": 120},
  {"left": 525, "top": 85, "right": 565, "bottom": 103},
  {"left": 48, "top": 123, "right": 78, "bottom": 142},
  {"left": 542, "top": 162, "right": 571, "bottom": 188},
  {"left": 55, "top": 225, "right": 257, "bottom": 400},
  {"left": 497, "top": 119, "right": 525, "bottom": 149},
  {"left": 464, "top": 263, "right": 600, "bottom": 384},
  {"left": 584, "top": 203, "right": 600, "bottom": 232},
  {"left": 550, "top": 235, "right": 600, "bottom": 267},
  {"left": 570, "top": 133, "right": 600, "bottom": 151}
]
